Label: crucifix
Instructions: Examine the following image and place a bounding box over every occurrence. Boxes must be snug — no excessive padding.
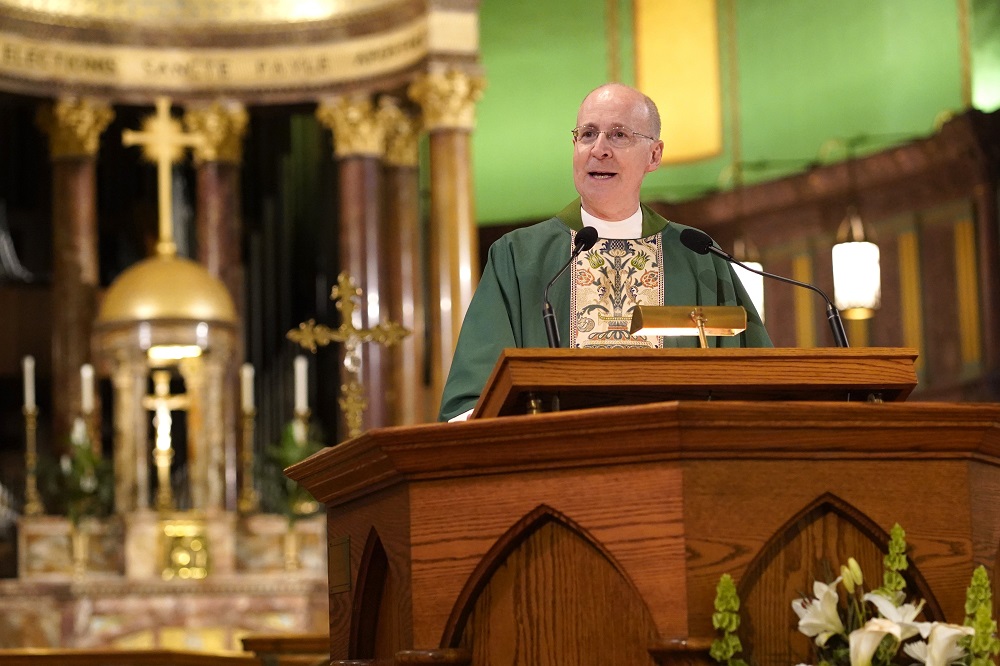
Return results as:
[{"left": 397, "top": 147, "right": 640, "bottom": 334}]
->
[
  {"left": 141, "top": 370, "right": 190, "bottom": 511},
  {"left": 287, "top": 271, "right": 410, "bottom": 439},
  {"left": 122, "top": 96, "right": 204, "bottom": 256}
]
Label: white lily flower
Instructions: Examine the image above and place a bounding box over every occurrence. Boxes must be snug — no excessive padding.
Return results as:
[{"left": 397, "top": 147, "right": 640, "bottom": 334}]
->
[
  {"left": 864, "top": 591, "right": 927, "bottom": 640},
  {"left": 849, "top": 618, "right": 902, "bottom": 666},
  {"left": 921, "top": 623, "right": 973, "bottom": 666},
  {"left": 792, "top": 577, "right": 845, "bottom": 646},
  {"left": 904, "top": 639, "right": 929, "bottom": 664}
]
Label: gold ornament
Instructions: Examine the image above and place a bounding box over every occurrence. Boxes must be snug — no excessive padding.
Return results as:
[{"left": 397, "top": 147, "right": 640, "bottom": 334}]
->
[
  {"left": 36, "top": 97, "right": 115, "bottom": 159},
  {"left": 184, "top": 101, "right": 249, "bottom": 165},
  {"left": 315, "top": 95, "right": 385, "bottom": 158},
  {"left": 408, "top": 69, "right": 485, "bottom": 131},
  {"left": 378, "top": 97, "right": 420, "bottom": 167}
]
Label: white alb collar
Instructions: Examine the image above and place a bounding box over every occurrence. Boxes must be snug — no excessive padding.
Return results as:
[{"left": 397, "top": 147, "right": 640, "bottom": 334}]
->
[{"left": 580, "top": 206, "right": 643, "bottom": 239}]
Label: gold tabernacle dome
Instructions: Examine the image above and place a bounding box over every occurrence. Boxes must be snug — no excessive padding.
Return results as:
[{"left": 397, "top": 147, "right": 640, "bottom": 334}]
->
[
  {"left": 0, "top": 0, "right": 408, "bottom": 25},
  {"left": 95, "top": 253, "right": 236, "bottom": 327}
]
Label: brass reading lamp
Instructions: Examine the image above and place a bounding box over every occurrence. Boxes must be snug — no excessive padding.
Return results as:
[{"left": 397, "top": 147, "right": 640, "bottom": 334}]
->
[{"left": 629, "top": 305, "right": 747, "bottom": 348}]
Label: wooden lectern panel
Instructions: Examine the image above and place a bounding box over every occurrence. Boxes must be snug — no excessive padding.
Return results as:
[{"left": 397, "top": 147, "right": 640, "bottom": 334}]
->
[
  {"left": 472, "top": 347, "right": 919, "bottom": 418},
  {"left": 288, "top": 399, "right": 1000, "bottom": 664}
]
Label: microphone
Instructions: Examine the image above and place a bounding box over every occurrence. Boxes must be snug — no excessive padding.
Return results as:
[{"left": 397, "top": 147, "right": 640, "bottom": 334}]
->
[
  {"left": 542, "top": 226, "right": 600, "bottom": 348},
  {"left": 678, "top": 228, "right": 850, "bottom": 348}
]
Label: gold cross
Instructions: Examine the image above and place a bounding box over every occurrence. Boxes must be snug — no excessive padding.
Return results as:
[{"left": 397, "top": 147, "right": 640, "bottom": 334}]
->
[
  {"left": 140, "top": 370, "right": 191, "bottom": 423},
  {"left": 287, "top": 271, "right": 410, "bottom": 438},
  {"left": 142, "top": 370, "right": 191, "bottom": 448},
  {"left": 141, "top": 370, "right": 190, "bottom": 510},
  {"left": 122, "top": 97, "right": 204, "bottom": 256}
]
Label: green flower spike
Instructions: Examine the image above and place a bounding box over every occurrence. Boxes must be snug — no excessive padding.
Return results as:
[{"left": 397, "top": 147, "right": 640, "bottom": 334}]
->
[
  {"left": 964, "top": 565, "right": 1000, "bottom": 666},
  {"left": 710, "top": 573, "right": 749, "bottom": 666},
  {"left": 875, "top": 523, "right": 908, "bottom": 598}
]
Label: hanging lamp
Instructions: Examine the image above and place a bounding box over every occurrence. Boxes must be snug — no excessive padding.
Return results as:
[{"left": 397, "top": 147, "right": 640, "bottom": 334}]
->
[{"left": 832, "top": 205, "right": 881, "bottom": 320}]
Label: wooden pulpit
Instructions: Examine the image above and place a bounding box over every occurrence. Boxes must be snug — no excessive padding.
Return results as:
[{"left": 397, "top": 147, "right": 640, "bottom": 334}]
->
[{"left": 287, "top": 348, "right": 1000, "bottom": 666}]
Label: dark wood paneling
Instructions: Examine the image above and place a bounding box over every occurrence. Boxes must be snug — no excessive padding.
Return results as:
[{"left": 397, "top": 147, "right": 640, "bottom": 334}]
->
[
  {"left": 759, "top": 256, "right": 795, "bottom": 348},
  {"left": 651, "top": 109, "right": 1000, "bottom": 400},
  {"left": 920, "top": 220, "right": 961, "bottom": 385},
  {"left": 869, "top": 229, "right": 902, "bottom": 348}
]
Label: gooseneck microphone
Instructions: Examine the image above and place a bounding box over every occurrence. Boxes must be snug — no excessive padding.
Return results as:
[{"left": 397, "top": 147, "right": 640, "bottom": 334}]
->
[
  {"left": 542, "top": 226, "right": 600, "bottom": 348},
  {"left": 679, "top": 228, "right": 850, "bottom": 348}
]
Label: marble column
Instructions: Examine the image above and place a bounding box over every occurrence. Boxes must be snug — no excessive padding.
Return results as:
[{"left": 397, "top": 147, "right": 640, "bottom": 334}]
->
[
  {"left": 316, "top": 95, "right": 389, "bottom": 435},
  {"left": 111, "top": 358, "right": 149, "bottom": 513},
  {"left": 378, "top": 98, "right": 429, "bottom": 424},
  {"left": 36, "top": 98, "right": 115, "bottom": 448},
  {"left": 409, "top": 69, "right": 485, "bottom": 413},
  {"left": 184, "top": 101, "right": 248, "bottom": 511}
]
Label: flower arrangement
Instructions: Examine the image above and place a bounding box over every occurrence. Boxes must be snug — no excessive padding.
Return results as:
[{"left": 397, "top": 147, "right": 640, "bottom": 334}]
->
[
  {"left": 40, "top": 417, "right": 113, "bottom": 525},
  {"left": 711, "top": 523, "right": 1000, "bottom": 666}
]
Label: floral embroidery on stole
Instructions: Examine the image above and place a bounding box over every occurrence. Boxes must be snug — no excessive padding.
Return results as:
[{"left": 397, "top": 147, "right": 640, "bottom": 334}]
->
[{"left": 569, "top": 233, "right": 664, "bottom": 349}]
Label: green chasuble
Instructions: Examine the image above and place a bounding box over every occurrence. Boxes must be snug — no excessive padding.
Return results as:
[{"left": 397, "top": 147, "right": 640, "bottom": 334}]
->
[{"left": 438, "top": 200, "right": 772, "bottom": 421}]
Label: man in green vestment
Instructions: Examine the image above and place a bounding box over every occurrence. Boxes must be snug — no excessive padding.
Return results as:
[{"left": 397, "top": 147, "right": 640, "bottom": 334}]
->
[{"left": 439, "top": 83, "right": 772, "bottom": 421}]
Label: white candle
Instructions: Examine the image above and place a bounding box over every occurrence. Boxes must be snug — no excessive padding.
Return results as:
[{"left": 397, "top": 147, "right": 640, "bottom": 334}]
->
[
  {"left": 81, "top": 363, "right": 95, "bottom": 414},
  {"left": 22, "top": 355, "right": 35, "bottom": 410},
  {"left": 294, "top": 355, "right": 308, "bottom": 413},
  {"left": 241, "top": 363, "right": 255, "bottom": 412}
]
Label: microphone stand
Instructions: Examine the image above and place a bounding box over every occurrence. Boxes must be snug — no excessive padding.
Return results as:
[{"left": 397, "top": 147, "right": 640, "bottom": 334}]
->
[
  {"left": 542, "top": 300, "right": 562, "bottom": 348},
  {"left": 538, "top": 227, "right": 599, "bottom": 412},
  {"left": 542, "top": 228, "right": 599, "bottom": 348},
  {"left": 713, "top": 249, "right": 849, "bottom": 348}
]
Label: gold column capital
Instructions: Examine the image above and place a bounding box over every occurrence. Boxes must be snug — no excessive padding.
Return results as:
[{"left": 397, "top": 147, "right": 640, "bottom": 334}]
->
[
  {"left": 183, "top": 101, "right": 249, "bottom": 165},
  {"left": 378, "top": 97, "right": 421, "bottom": 168},
  {"left": 36, "top": 97, "right": 115, "bottom": 159},
  {"left": 408, "top": 69, "right": 485, "bottom": 131},
  {"left": 315, "top": 95, "right": 385, "bottom": 159}
]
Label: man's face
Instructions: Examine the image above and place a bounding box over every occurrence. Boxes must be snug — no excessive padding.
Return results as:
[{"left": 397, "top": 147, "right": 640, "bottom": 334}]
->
[{"left": 572, "top": 85, "right": 664, "bottom": 221}]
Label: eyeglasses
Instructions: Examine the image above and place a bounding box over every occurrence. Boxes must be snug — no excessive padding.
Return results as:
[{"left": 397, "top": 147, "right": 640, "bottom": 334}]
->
[{"left": 571, "top": 125, "right": 657, "bottom": 148}]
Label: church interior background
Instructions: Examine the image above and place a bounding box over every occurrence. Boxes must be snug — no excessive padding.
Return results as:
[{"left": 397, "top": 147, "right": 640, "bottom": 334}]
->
[{"left": 0, "top": 0, "right": 998, "bottom": 655}]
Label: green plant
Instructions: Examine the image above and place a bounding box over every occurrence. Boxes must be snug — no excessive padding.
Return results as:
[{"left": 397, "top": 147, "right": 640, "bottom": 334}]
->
[
  {"left": 964, "top": 565, "right": 1000, "bottom": 666},
  {"left": 265, "top": 420, "right": 324, "bottom": 522},
  {"left": 710, "top": 573, "right": 749, "bottom": 666}
]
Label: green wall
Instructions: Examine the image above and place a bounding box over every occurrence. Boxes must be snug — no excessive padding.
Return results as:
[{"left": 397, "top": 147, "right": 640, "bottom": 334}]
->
[
  {"left": 473, "top": 0, "right": 1000, "bottom": 226},
  {"left": 973, "top": 0, "right": 1000, "bottom": 111},
  {"left": 472, "top": 0, "right": 607, "bottom": 225}
]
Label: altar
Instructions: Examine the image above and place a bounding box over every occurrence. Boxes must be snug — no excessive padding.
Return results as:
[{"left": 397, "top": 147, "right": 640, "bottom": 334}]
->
[{"left": 1, "top": 512, "right": 327, "bottom": 649}]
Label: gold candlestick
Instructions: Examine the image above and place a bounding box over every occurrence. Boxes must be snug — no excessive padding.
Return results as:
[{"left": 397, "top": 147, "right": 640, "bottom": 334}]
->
[
  {"left": 290, "top": 408, "right": 316, "bottom": 517},
  {"left": 293, "top": 408, "right": 311, "bottom": 442},
  {"left": 283, "top": 528, "right": 300, "bottom": 572},
  {"left": 22, "top": 406, "right": 44, "bottom": 516},
  {"left": 237, "top": 408, "right": 259, "bottom": 513}
]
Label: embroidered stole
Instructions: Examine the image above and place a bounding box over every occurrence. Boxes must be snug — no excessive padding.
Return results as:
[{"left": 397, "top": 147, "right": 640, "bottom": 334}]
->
[{"left": 569, "top": 231, "right": 664, "bottom": 349}]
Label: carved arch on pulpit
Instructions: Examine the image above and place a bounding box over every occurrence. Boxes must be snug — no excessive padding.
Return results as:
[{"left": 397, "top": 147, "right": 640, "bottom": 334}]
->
[
  {"left": 440, "top": 503, "right": 658, "bottom": 662},
  {"left": 736, "top": 492, "right": 943, "bottom": 666},
  {"left": 348, "top": 526, "right": 388, "bottom": 659}
]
